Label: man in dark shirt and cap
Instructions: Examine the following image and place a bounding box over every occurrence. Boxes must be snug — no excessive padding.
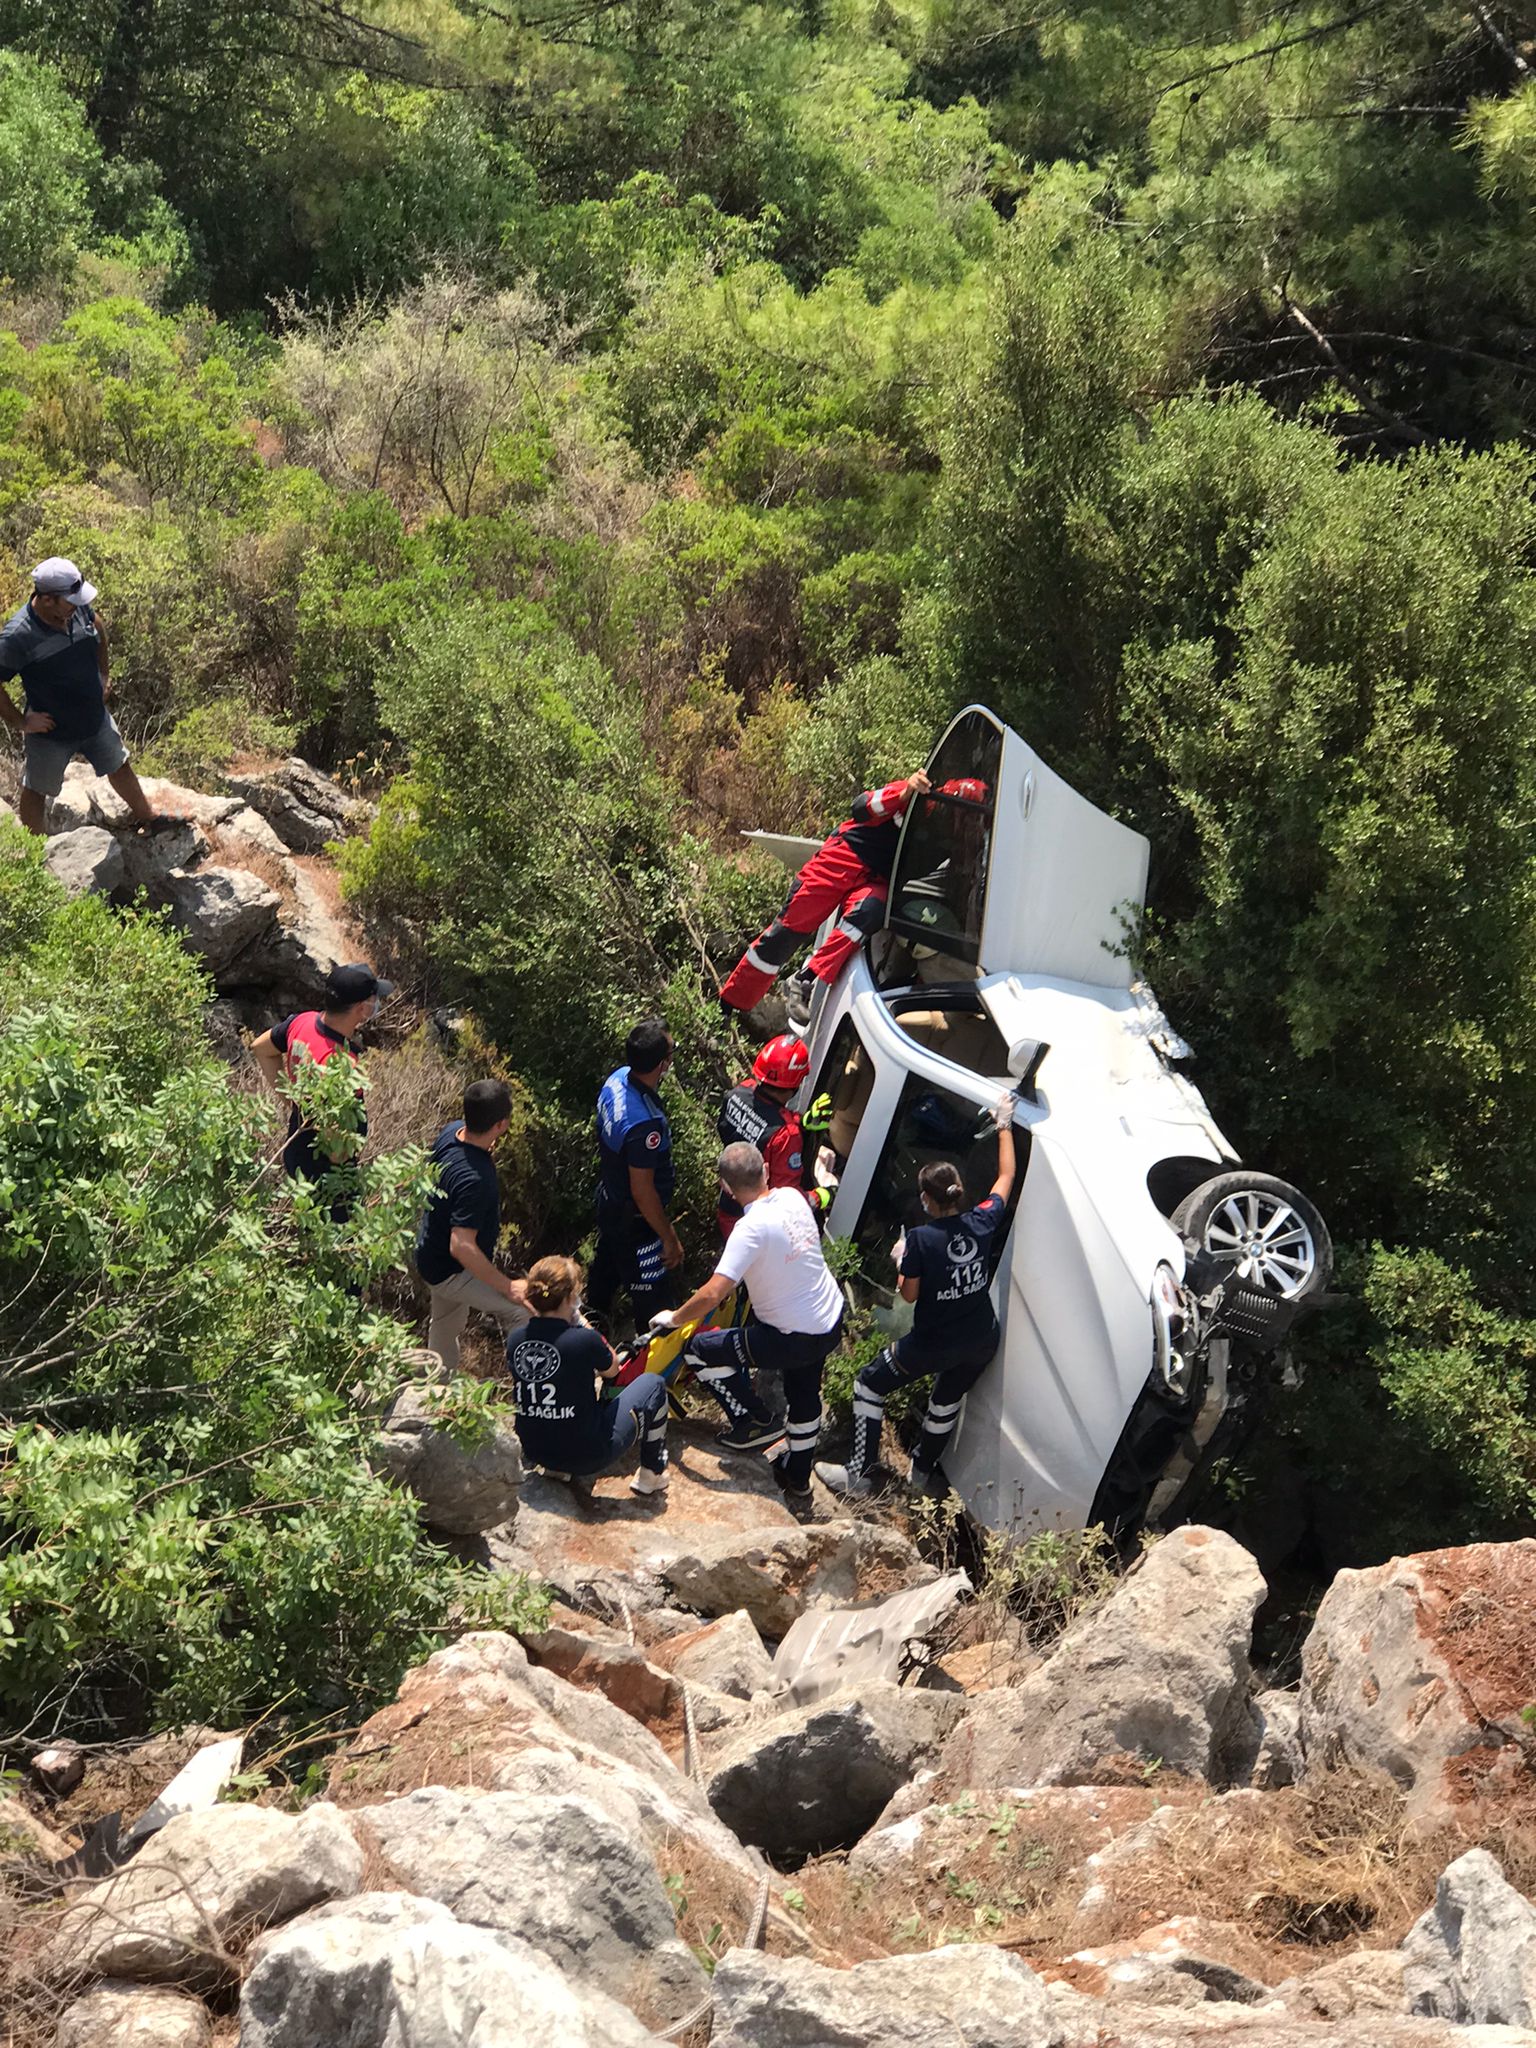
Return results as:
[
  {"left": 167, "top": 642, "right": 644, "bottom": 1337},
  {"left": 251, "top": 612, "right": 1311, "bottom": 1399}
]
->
[
  {"left": 414, "top": 1079, "right": 531, "bottom": 1369},
  {"left": 0, "top": 558, "right": 172, "bottom": 836}
]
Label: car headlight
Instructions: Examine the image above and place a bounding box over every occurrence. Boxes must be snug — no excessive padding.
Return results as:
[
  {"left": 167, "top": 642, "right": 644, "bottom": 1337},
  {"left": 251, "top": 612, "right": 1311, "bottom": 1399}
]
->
[{"left": 1151, "top": 1263, "right": 1198, "bottom": 1401}]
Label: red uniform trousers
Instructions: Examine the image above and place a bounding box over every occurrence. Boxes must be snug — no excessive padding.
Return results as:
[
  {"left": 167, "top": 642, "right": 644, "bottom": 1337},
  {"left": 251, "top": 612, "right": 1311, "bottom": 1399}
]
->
[{"left": 720, "top": 839, "right": 888, "bottom": 1012}]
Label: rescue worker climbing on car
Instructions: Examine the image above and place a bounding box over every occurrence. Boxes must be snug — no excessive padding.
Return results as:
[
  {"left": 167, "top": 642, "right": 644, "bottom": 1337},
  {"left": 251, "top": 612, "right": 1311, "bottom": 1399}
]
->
[
  {"left": 715, "top": 1033, "right": 831, "bottom": 1239},
  {"left": 816, "top": 1090, "right": 1018, "bottom": 1500},
  {"left": 719, "top": 767, "right": 933, "bottom": 1023}
]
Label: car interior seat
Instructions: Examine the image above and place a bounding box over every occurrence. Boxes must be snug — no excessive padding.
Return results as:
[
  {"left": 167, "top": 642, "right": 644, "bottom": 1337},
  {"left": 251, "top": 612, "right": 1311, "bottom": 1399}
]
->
[
  {"left": 893, "top": 1007, "right": 1009, "bottom": 1077},
  {"left": 827, "top": 1045, "right": 876, "bottom": 1159}
]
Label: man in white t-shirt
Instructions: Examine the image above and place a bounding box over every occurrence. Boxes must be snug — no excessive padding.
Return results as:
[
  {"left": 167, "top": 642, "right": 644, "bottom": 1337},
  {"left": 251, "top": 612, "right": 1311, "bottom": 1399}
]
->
[{"left": 652, "top": 1141, "right": 845, "bottom": 1499}]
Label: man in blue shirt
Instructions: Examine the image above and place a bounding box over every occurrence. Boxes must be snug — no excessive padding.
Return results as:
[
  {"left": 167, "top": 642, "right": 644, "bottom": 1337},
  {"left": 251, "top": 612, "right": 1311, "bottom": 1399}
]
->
[
  {"left": 414, "top": 1079, "right": 531, "bottom": 1370},
  {"left": 0, "top": 558, "right": 170, "bottom": 837},
  {"left": 588, "top": 1018, "right": 683, "bottom": 1331}
]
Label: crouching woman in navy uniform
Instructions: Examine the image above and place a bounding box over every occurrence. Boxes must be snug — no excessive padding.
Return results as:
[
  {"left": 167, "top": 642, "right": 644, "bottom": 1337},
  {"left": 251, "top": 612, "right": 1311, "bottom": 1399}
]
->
[
  {"left": 816, "top": 1092, "right": 1017, "bottom": 1498},
  {"left": 507, "top": 1256, "right": 670, "bottom": 1497}
]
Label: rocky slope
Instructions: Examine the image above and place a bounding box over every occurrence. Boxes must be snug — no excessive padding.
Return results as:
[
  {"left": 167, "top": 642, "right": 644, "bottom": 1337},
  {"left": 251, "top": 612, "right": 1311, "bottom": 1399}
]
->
[
  {"left": 10, "top": 1410, "right": 1536, "bottom": 2048},
  {"left": 10, "top": 756, "right": 371, "bottom": 1031}
]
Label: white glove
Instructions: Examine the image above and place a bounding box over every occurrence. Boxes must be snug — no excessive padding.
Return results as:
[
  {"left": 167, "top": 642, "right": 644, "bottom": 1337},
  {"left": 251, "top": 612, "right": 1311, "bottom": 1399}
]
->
[
  {"left": 991, "top": 1090, "right": 1018, "bottom": 1131},
  {"left": 891, "top": 1234, "right": 907, "bottom": 1269},
  {"left": 648, "top": 1310, "right": 678, "bottom": 1334}
]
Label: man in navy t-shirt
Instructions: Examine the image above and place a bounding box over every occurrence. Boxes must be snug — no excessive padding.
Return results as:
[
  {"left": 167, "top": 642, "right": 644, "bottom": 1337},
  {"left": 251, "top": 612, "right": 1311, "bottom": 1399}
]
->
[
  {"left": 587, "top": 1018, "right": 683, "bottom": 1329},
  {"left": 0, "top": 557, "right": 172, "bottom": 837},
  {"left": 414, "top": 1079, "right": 530, "bottom": 1369}
]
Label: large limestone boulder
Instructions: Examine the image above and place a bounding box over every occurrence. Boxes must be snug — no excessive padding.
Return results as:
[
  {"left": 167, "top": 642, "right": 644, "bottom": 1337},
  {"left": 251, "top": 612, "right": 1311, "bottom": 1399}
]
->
[
  {"left": 161, "top": 865, "right": 281, "bottom": 972},
  {"left": 227, "top": 868, "right": 351, "bottom": 1004},
  {"left": 45, "top": 1801, "right": 361, "bottom": 1986},
  {"left": 1299, "top": 1541, "right": 1536, "bottom": 1812},
  {"left": 328, "top": 1634, "right": 778, "bottom": 1930},
  {"left": 225, "top": 759, "right": 367, "bottom": 854},
  {"left": 492, "top": 1423, "right": 805, "bottom": 1618},
  {"left": 54, "top": 1980, "right": 211, "bottom": 2048},
  {"left": 1060, "top": 1917, "right": 1273, "bottom": 2008},
  {"left": 651, "top": 1609, "right": 776, "bottom": 1701},
  {"left": 1250, "top": 1688, "right": 1305, "bottom": 1790},
  {"left": 352, "top": 1785, "right": 705, "bottom": 2024},
  {"left": 373, "top": 1384, "right": 523, "bottom": 1536},
  {"left": 241, "top": 1891, "right": 664, "bottom": 2048},
  {"left": 926, "top": 1528, "right": 1266, "bottom": 1796},
  {"left": 705, "top": 1683, "right": 964, "bottom": 1857},
  {"left": 51, "top": 765, "right": 240, "bottom": 836},
  {"left": 655, "top": 1519, "right": 935, "bottom": 1641},
  {"left": 1403, "top": 1848, "right": 1536, "bottom": 2027},
  {"left": 43, "top": 825, "right": 125, "bottom": 898},
  {"left": 710, "top": 1944, "right": 1061, "bottom": 2048}
]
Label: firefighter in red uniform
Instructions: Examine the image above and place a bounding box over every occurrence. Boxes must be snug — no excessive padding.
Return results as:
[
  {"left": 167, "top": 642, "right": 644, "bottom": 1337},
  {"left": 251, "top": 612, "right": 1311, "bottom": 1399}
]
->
[
  {"left": 715, "top": 1034, "right": 831, "bottom": 1239},
  {"left": 719, "top": 768, "right": 933, "bottom": 1020}
]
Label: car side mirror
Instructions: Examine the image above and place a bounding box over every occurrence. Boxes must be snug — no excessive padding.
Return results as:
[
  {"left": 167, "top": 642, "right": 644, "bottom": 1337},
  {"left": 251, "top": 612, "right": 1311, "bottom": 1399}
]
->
[{"left": 1007, "top": 1037, "right": 1049, "bottom": 1103}]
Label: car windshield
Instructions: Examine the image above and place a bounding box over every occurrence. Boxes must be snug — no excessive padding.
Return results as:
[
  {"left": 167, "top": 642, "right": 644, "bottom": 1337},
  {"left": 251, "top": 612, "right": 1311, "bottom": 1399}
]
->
[
  {"left": 886, "top": 711, "right": 1002, "bottom": 966},
  {"left": 849, "top": 1071, "right": 1022, "bottom": 1293}
]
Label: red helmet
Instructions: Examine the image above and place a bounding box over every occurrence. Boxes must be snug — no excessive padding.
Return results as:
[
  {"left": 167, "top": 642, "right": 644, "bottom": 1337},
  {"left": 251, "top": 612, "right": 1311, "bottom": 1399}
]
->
[
  {"left": 939, "top": 777, "right": 989, "bottom": 804},
  {"left": 753, "top": 1034, "right": 810, "bottom": 1090}
]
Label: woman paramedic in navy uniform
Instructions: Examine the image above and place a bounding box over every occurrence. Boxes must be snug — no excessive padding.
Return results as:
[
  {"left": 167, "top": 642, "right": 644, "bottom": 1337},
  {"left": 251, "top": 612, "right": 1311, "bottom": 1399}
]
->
[
  {"left": 815, "top": 1091, "right": 1017, "bottom": 1497},
  {"left": 507, "top": 1255, "right": 671, "bottom": 1495}
]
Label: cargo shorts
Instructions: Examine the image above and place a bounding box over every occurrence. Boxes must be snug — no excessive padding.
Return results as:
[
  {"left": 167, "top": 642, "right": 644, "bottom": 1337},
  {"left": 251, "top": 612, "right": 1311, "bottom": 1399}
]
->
[{"left": 21, "top": 713, "right": 130, "bottom": 797}]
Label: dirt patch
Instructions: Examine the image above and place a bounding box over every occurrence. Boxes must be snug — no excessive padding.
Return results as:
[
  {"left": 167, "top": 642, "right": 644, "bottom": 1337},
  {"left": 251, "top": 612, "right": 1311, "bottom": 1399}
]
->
[
  {"left": 291, "top": 853, "right": 363, "bottom": 954},
  {"left": 1415, "top": 1543, "right": 1536, "bottom": 1726}
]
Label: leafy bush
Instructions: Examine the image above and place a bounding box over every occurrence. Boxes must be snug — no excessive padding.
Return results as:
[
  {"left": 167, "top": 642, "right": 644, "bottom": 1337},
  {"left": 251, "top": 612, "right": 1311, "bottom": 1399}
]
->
[{"left": 0, "top": 829, "right": 545, "bottom": 1734}]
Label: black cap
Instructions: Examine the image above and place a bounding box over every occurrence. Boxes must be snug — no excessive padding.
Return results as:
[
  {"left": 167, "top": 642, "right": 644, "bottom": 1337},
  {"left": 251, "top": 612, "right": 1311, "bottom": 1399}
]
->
[{"left": 325, "top": 961, "right": 395, "bottom": 1006}]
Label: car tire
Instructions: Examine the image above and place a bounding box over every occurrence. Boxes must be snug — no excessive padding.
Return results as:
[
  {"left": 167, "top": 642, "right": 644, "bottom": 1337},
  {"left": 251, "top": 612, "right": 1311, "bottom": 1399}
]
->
[{"left": 1173, "top": 1172, "right": 1332, "bottom": 1302}]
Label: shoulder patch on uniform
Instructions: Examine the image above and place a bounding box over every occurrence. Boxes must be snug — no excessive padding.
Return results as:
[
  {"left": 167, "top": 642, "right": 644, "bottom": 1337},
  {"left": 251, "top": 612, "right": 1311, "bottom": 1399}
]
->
[{"left": 645, "top": 1129, "right": 661, "bottom": 1149}]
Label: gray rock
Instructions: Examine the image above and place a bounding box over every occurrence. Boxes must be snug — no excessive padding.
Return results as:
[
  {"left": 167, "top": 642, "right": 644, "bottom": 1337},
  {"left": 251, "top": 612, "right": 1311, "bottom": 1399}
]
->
[
  {"left": 217, "top": 805, "right": 290, "bottom": 861},
  {"left": 710, "top": 1943, "right": 1061, "bottom": 2047},
  {"left": 119, "top": 822, "right": 208, "bottom": 900},
  {"left": 655, "top": 1521, "right": 934, "bottom": 1641},
  {"left": 225, "top": 761, "right": 365, "bottom": 853},
  {"left": 333, "top": 1632, "right": 774, "bottom": 1908},
  {"left": 226, "top": 868, "right": 349, "bottom": 1004},
  {"left": 46, "top": 1800, "right": 361, "bottom": 1986},
  {"left": 1279, "top": 1949, "right": 1408, "bottom": 2020},
  {"left": 1250, "top": 1688, "right": 1305, "bottom": 1790},
  {"left": 373, "top": 1384, "right": 523, "bottom": 1536},
  {"left": 43, "top": 825, "right": 125, "bottom": 898},
  {"left": 659, "top": 1609, "right": 776, "bottom": 1700},
  {"left": 161, "top": 865, "right": 281, "bottom": 973},
  {"left": 1403, "top": 1848, "right": 1536, "bottom": 2026},
  {"left": 241, "top": 1891, "right": 663, "bottom": 2048},
  {"left": 51, "top": 765, "right": 238, "bottom": 835},
  {"left": 352, "top": 1785, "right": 704, "bottom": 2023},
  {"left": 1299, "top": 1541, "right": 1536, "bottom": 1813},
  {"left": 929, "top": 1527, "right": 1265, "bottom": 1794},
  {"left": 54, "top": 1980, "right": 211, "bottom": 2048},
  {"left": 705, "top": 1683, "right": 964, "bottom": 1858}
]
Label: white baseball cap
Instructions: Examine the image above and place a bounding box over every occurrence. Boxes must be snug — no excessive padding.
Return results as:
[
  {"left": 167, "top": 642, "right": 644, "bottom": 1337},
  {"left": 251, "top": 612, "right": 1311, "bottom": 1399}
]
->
[{"left": 32, "top": 557, "right": 97, "bottom": 607}]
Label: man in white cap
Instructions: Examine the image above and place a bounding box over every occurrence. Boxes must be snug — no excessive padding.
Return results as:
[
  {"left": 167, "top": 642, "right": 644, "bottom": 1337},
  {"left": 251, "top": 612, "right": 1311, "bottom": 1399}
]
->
[{"left": 0, "top": 558, "right": 170, "bottom": 836}]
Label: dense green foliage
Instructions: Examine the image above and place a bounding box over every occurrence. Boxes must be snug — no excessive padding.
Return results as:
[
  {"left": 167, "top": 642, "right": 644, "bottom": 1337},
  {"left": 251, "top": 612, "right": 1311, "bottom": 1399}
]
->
[
  {"left": 0, "top": 829, "right": 545, "bottom": 1738},
  {"left": 4, "top": 0, "right": 1536, "bottom": 1631}
]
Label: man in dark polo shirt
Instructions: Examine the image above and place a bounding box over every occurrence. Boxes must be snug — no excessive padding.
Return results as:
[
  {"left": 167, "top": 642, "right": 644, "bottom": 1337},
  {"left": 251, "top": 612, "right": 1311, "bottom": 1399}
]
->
[
  {"left": 0, "top": 558, "right": 170, "bottom": 837},
  {"left": 415, "top": 1079, "right": 531, "bottom": 1370}
]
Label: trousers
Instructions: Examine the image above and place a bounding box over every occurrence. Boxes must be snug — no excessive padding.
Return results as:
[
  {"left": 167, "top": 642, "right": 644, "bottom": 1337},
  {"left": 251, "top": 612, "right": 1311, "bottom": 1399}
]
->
[
  {"left": 848, "top": 1323, "right": 1000, "bottom": 1479},
  {"left": 720, "top": 836, "right": 888, "bottom": 1011},
  {"left": 686, "top": 1316, "right": 843, "bottom": 1487},
  {"left": 424, "top": 1268, "right": 531, "bottom": 1372}
]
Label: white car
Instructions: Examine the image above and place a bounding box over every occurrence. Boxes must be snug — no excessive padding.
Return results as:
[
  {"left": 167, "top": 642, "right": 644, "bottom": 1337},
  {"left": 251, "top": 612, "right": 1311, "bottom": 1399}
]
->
[{"left": 778, "top": 705, "right": 1331, "bottom": 1541}]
